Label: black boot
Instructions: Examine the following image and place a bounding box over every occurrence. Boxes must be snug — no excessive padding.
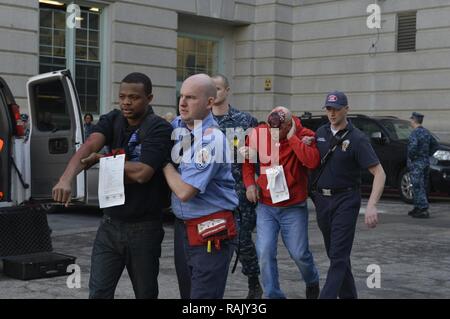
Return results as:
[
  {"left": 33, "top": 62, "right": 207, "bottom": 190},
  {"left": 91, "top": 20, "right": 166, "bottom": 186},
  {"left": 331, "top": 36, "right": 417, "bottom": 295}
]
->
[
  {"left": 412, "top": 208, "right": 430, "bottom": 219},
  {"left": 247, "top": 276, "right": 263, "bottom": 299},
  {"left": 306, "top": 282, "right": 320, "bottom": 299}
]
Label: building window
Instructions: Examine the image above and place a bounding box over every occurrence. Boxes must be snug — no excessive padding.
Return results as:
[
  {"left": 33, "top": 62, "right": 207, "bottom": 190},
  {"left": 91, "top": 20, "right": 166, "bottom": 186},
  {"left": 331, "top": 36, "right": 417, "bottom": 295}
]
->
[
  {"left": 39, "top": 2, "right": 102, "bottom": 114},
  {"left": 39, "top": 6, "right": 66, "bottom": 72},
  {"left": 75, "top": 9, "right": 101, "bottom": 114},
  {"left": 176, "top": 35, "right": 219, "bottom": 83},
  {"left": 397, "top": 12, "right": 417, "bottom": 52}
]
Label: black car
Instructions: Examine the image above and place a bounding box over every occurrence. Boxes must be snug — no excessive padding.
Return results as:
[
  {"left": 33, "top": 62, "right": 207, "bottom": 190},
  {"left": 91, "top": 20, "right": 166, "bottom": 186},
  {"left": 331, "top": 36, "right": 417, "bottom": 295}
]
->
[{"left": 300, "top": 113, "right": 450, "bottom": 203}]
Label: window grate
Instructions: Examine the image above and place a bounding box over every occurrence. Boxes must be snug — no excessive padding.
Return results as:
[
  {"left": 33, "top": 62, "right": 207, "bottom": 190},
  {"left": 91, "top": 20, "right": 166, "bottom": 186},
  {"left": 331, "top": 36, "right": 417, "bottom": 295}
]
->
[{"left": 176, "top": 36, "right": 219, "bottom": 83}]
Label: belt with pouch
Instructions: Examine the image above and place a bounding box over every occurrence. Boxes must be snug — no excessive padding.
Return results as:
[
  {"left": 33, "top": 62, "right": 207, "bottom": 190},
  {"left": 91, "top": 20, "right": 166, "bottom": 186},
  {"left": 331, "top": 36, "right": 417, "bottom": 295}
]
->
[
  {"left": 184, "top": 211, "right": 237, "bottom": 252},
  {"left": 316, "top": 186, "right": 358, "bottom": 196}
]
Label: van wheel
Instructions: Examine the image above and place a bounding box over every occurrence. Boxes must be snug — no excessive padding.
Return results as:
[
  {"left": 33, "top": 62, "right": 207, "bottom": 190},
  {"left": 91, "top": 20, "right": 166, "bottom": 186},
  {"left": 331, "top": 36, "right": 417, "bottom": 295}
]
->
[{"left": 398, "top": 168, "right": 413, "bottom": 204}]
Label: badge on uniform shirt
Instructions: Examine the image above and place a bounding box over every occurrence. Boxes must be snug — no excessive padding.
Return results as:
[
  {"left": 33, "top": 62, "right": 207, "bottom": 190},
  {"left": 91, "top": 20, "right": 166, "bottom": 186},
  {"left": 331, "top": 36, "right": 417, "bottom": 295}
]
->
[
  {"left": 194, "top": 144, "right": 212, "bottom": 170},
  {"left": 317, "top": 137, "right": 326, "bottom": 142},
  {"left": 341, "top": 139, "right": 350, "bottom": 152}
]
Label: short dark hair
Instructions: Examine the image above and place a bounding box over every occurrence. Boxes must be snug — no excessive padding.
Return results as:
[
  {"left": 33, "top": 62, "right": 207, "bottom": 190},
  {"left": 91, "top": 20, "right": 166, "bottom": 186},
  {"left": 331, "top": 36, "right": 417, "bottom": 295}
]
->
[
  {"left": 211, "top": 74, "right": 229, "bottom": 88},
  {"left": 84, "top": 113, "right": 93, "bottom": 120},
  {"left": 121, "top": 72, "right": 153, "bottom": 95}
]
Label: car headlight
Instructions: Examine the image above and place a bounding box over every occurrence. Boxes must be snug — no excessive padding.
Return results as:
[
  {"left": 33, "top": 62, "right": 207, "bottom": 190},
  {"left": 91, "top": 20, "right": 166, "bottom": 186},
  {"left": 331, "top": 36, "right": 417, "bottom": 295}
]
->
[{"left": 433, "top": 150, "right": 450, "bottom": 161}]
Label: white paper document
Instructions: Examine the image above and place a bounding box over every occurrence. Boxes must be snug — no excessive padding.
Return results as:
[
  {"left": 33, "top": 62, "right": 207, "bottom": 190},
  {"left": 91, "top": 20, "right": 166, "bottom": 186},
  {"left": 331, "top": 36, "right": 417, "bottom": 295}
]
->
[
  {"left": 98, "top": 154, "right": 125, "bottom": 209},
  {"left": 265, "top": 165, "right": 290, "bottom": 204}
]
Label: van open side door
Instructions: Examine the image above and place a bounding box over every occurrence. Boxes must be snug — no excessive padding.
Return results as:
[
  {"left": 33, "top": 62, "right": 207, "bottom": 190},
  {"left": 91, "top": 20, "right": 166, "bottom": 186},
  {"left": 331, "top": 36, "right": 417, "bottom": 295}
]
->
[
  {"left": 0, "top": 78, "right": 13, "bottom": 203},
  {"left": 27, "top": 70, "right": 85, "bottom": 203}
]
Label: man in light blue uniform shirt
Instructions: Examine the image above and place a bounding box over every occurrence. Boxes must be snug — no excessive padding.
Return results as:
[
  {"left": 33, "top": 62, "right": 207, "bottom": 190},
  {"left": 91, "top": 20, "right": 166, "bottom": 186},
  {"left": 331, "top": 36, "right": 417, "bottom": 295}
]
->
[
  {"left": 169, "top": 113, "right": 237, "bottom": 219},
  {"left": 162, "top": 74, "right": 238, "bottom": 299}
]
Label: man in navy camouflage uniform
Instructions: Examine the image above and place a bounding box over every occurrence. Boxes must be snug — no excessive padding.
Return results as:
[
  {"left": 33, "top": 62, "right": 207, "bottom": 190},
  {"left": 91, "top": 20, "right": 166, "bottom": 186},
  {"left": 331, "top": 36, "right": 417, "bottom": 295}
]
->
[
  {"left": 211, "top": 74, "right": 262, "bottom": 299},
  {"left": 407, "top": 112, "right": 439, "bottom": 219}
]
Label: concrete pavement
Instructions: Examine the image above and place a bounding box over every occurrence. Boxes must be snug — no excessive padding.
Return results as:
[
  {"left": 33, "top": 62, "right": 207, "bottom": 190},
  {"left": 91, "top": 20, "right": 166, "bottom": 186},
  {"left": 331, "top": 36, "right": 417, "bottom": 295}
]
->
[{"left": 0, "top": 198, "right": 449, "bottom": 299}]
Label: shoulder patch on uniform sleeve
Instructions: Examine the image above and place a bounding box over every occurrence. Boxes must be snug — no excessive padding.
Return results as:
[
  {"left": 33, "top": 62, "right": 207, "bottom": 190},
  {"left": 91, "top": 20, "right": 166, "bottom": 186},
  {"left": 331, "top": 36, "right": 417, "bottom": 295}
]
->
[{"left": 204, "top": 127, "right": 216, "bottom": 136}]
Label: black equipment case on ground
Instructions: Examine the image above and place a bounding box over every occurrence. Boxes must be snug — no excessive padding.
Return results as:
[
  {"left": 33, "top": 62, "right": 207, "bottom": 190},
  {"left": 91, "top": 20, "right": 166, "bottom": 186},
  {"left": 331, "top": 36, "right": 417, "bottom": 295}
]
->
[
  {"left": 2, "top": 252, "right": 76, "bottom": 280},
  {"left": 0, "top": 206, "right": 76, "bottom": 280},
  {"left": 0, "top": 206, "right": 52, "bottom": 257}
]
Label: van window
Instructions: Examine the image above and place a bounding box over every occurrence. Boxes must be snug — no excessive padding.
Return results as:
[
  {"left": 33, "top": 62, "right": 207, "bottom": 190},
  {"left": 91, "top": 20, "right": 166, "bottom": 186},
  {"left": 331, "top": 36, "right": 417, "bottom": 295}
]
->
[{"left": 34, "top": 80, "right": 71, "bottom": 132}]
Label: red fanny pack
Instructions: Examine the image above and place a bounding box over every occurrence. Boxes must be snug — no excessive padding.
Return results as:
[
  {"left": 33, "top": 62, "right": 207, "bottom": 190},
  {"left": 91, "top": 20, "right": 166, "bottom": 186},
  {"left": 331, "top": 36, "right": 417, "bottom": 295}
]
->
[{"left": 185, "top": 211, "right": 237, "bottom": 251}]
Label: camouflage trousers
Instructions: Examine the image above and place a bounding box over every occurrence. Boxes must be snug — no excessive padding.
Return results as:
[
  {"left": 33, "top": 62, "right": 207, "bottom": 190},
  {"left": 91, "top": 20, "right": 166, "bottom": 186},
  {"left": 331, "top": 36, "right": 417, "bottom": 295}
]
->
[
  {"left": 409, "top": 164, "right": 430, "bottom": 210},
  {"left": 235, "top": 188, "right": 260, "bottom": 277}
]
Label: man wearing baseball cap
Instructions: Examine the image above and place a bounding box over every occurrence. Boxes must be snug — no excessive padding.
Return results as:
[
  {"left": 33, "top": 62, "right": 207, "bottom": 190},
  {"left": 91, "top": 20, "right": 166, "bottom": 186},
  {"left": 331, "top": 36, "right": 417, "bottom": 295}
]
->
[
  {"left": 310, "top": 91, "right": 386, "bottom": 298},
  {"left": 407, "top": 112, "right": 439, "bottom": 218},
  {"left": 323, "top": 91, "right": 348, "bottom": 109}
]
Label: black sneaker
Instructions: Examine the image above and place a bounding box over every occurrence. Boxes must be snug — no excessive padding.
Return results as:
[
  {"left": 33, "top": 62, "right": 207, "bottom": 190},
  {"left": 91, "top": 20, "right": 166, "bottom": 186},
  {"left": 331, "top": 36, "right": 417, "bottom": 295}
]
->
[
  {"left": 412, "top": 209, "right": 430, "bottom": 218},
  {"left": 408, "top": 207, "right": 419, "bottom": 216},
  {"left": 306, "top": 282, "right": 320, "bottom": 299},
  {"left": 247, "top": 276, "right": 263, "bottom": 299}
]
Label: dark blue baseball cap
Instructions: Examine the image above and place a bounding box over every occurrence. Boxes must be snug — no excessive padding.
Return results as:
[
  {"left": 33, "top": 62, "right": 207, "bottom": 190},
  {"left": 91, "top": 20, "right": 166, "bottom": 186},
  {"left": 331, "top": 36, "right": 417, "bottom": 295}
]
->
[
  {"left": 410, "top": 112, "right": 424, "bottom": 122},
  {"left": 323, "top": 91, "right": 348, "bottom": 109}
]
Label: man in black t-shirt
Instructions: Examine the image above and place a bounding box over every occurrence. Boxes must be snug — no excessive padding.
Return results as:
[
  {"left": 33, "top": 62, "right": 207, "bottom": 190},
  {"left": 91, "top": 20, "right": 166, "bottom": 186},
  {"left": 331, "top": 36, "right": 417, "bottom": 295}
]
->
[{"left": 52, "top": 72, "right": 173, "bottom": 299}]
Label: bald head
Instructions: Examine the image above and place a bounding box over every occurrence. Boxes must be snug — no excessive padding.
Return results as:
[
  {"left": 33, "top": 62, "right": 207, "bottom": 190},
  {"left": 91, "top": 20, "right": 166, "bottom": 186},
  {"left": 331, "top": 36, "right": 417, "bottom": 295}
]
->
[
  {"left": 179, "top": 74, "right": 217, "bottom": 129},
  {"left": 184, "top": 74, "right": 217, "bottom": 100},
  {"left": 270, "top": 106, "right": 292, "bottom": 123}
]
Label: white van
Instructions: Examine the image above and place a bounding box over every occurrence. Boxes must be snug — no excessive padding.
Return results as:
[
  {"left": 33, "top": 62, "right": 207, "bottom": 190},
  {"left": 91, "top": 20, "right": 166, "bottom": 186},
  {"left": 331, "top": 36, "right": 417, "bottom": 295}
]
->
[{"left": 0, "top": 70, "right": 99, "bottom": 209}]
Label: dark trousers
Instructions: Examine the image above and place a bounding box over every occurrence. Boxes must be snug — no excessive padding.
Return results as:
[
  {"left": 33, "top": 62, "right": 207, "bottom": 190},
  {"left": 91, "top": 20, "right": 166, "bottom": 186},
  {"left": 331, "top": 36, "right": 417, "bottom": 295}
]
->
[
  {"left": 174, "top": 218, "right": 234, "bottom": 299},
  {"left": 410, "top": 165, "right": 430, "bottom": 209},
  {"left": 236, "top": 189, "right": 260, "bottom": 277},
  {"left": 313, "top": 190, "right": 360, "bottom": 299},
  {"left": 89, "top": 216, "right": 164, "bottom": 299}
]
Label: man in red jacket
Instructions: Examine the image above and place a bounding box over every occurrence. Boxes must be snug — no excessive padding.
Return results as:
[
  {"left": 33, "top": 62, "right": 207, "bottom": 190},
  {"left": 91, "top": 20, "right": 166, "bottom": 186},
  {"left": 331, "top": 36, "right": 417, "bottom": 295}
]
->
[{"left": 242, "top": 106, "right": 320, "bottom": 299}]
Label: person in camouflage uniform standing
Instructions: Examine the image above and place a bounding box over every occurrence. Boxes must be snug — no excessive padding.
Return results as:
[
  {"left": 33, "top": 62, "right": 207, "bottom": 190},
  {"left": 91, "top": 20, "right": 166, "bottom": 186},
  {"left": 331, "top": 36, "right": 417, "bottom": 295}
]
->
[
  {"left": 211, "top": 74, "right": 263, "bottom": 299},
  {"left": 407, "top": 112, "right": 439, "bottom": 219}
]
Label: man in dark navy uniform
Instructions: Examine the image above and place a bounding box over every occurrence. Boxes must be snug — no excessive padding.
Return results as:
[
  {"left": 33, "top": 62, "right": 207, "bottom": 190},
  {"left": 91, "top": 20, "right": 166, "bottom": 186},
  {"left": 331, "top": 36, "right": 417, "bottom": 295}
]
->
[
  {"left": 407, "top": 112, "right": 439, "bottom": 218},
  {"left": 310, "top": 91, "right": 386, "bottom": 299},
  {"left": 210, "top": 74, "right": 262, "bottom": 299}
]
